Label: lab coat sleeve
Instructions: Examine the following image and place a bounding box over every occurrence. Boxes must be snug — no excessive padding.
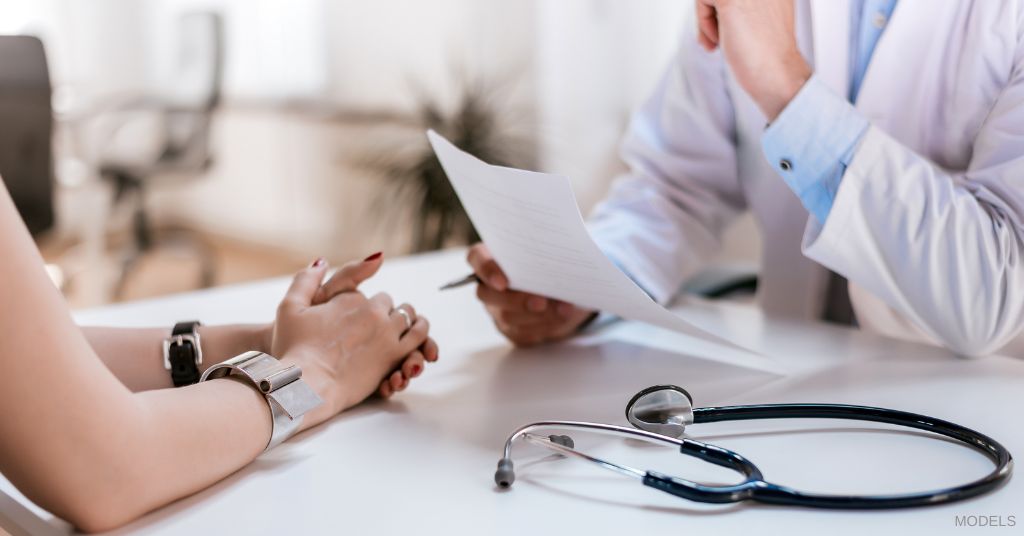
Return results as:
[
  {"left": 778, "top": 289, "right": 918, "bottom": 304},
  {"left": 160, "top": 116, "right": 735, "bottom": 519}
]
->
[
  {"left": 762, "top": 76, "right": 869, "bottom": 225},
  {"left": 588, "top": 32, "right": 744, "bottom": 305},
  {"left": 802, "top": 43, "right": 1024, "bottom": 357}
]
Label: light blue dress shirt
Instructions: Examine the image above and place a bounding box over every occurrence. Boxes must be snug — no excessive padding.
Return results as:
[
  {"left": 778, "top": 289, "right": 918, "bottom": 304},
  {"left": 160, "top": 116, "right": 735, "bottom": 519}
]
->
[{"left": 762, "top": 0, "right": 898, "bottom": 224}]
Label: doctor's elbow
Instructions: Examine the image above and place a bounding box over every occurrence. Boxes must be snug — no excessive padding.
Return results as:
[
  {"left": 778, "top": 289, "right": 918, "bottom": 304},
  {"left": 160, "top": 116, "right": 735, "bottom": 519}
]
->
[
  {"left": 934, "top": 314, "right": 1022, "bottom": 358},
  {"left": 943, "top": 336, "right": 1005, "bottom": 359}
]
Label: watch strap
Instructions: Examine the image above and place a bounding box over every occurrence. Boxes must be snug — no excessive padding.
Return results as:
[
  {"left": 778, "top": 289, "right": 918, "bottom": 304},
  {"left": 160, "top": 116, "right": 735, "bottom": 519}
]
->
[{"left": 165, "top": 321, "right": 202, "bottom": 387}]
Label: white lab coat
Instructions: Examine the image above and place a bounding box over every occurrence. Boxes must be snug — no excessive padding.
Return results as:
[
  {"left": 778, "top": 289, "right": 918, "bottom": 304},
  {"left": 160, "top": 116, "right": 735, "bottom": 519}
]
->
[{"left": 588, "top": 0, "right": 1024, "bottom": 357}]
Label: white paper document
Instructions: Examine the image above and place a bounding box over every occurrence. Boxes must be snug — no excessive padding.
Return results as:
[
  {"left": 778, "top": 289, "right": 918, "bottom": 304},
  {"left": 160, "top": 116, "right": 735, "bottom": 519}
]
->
[{"left": 428, "top": 130, "right": 760, "bottom": 356}]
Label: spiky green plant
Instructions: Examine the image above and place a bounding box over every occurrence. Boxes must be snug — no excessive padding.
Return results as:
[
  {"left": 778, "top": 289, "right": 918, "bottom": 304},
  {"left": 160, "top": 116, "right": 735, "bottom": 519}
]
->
[{"left": 360, "top": 77, "right": 535, "bottom": 252}]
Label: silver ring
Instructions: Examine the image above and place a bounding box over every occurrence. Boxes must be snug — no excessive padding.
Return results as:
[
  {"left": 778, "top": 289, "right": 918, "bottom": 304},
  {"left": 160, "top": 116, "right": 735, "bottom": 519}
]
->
[{"left": 393, "top": 306, "right": 413, "bottom": 334}]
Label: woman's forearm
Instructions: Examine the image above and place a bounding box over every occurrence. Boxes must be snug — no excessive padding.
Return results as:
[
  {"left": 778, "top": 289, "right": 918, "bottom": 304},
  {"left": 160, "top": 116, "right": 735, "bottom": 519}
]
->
[
  {"left": 18, "top": 376, "right": 274, "bottom": 533},
  {"left": 83, "top": 325, "right": 272, "bottom": 391},
  {"left": 2, "top": 319, "right": 274, "bottom": 532},
  {"left": 116, "top": 379, "right": 272, "bottom": 529},
  {"left": 1, "top": 181, "right": 438, "bottom": 532},
  {"left": 4, "top": 181, "right": 420, "bottom": 533}
]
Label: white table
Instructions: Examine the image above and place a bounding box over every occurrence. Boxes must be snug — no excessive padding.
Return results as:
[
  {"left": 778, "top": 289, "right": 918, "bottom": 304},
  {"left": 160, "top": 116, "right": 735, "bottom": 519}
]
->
[{"left": 2, "top": 249, "right": 1021, "bottom": 535}]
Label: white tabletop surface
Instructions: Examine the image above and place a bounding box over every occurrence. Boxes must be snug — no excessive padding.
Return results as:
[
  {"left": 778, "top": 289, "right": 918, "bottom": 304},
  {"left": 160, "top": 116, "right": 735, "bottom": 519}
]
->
[{"left": 1, "top": 248, "right": 1021, "bottom": 535}]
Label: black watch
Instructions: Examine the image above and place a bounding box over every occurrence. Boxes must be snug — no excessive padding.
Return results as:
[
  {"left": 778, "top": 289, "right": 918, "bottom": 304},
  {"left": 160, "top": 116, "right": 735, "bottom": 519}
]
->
[{"left": 163, "top": 321, "right": 203, "bottom": 387}]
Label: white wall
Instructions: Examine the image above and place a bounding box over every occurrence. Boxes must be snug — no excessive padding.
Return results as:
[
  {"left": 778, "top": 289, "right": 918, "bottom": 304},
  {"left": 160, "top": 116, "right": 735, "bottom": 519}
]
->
[
  {"left": 0, "top": 0, "right": 150, "bottom": 98},
  {"left": 534, "top": 0, "right": 690, "bottom": 210},
  {"left": 143, "top": 0, "right": 542, "bottom": 259},
  {"left": 323, "top": 0, "right": 537, "bottom": 112},
  {"left": 532, "top": 2, "right": 760, "bottom": 265},
  {"left": 143, "top": 0, "right": 537, "bottom": 111},
  {"left": 145, "top": 0, "right": 330, "bottom": 102}
]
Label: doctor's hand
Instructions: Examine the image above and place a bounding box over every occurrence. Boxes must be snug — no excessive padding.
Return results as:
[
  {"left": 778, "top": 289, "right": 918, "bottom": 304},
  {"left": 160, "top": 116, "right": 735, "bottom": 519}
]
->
[
  {"left": 468, "top": 243, "right": 597, "bottom": 347},
  {"left": 696, "top": 0, "right": 812, "bottom": 121}
]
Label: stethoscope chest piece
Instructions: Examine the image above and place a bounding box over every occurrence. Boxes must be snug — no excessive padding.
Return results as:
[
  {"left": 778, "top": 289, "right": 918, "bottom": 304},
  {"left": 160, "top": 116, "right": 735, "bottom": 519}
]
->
[{"left": 625, "top": 384, "right": 694, "bottom": 439}]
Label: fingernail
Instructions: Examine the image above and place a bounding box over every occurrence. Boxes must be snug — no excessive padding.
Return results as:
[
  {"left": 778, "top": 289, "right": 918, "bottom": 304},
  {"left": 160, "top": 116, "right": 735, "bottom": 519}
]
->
[
  {"left": 527, "top": 296, "right": 548, "bottom": 312},
  {"left": 364, "top": 251, "right": 383, "bottom": 262},
  {"left": 556, "top": 303, "right": 574, "bottom": 317},
  {"left": 411, "top": 364, "right": 422, "bottom": 377},
  {"left": 311, "top": 257, "right": 325, "bottom": 268},
  {"left": 489, "top": 274, "right": 507, "bottom": 290}
]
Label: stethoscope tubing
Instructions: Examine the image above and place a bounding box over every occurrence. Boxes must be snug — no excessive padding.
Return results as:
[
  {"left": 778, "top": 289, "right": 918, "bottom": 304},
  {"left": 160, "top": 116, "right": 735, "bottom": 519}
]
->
[
  {"left": 504, "top": 404, "right": 1013, "bottom": 509},
  {"left": 688, "top": 403, "right": 1014, "bottom": 508}
]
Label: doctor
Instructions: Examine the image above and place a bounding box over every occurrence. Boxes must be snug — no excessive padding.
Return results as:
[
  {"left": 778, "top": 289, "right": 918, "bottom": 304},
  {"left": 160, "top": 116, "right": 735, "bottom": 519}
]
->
[{"left": 468, "top": 0, "right": 1024, "bottom": 356}]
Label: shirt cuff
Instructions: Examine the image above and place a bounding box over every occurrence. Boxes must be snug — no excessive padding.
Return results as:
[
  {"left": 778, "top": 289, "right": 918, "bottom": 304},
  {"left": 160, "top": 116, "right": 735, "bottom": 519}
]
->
[{"left": 762, "top": 75, "right": 870, "bottom": 224}]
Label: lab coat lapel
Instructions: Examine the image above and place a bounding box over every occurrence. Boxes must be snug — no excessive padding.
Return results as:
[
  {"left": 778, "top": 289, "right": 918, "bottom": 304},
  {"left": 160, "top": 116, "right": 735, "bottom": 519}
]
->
[
  {"left": 809, "top": 0, "right": 850, "bottom": 98},
  {"left": 853, "top": 1, "right": 950, "bottom": 136}
]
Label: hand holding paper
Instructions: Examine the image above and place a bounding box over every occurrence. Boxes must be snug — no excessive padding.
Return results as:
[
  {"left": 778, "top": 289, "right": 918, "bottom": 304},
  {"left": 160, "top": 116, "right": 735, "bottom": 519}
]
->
[
  {"left": 465, "top": 242, "right": 601, "bottom": 346},
  {"left": 427, "top": 130, "right": 756, "bottom": 354}
]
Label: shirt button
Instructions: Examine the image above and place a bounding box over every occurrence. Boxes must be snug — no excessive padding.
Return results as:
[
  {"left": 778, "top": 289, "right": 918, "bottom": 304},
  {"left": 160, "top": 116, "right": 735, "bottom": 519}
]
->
[
  {"left": 872, "top": 12, "right": 887, "bottom": 28},
  {"left": 779, "top": 159, "right": 793, "bottom": 172}
]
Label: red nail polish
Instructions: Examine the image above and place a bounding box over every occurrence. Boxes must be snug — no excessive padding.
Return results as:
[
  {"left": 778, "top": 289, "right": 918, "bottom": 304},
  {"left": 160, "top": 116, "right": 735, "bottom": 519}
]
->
[
  {"left": 411, "top": 364, "right": 422, "bottom": 376},
  {"left": 311, "top": 257, "right": 325, "bottom": 267},
  {"left": 364, "top": 251, "right": 383, "bottom": 262}
]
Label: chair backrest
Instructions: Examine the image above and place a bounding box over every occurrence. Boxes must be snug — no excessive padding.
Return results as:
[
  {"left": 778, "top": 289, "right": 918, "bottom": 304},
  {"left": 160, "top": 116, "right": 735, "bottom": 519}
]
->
[
  {"left": 159, "top": 12, "right": 224, "bottom": 171},
  {"left": 0, "top": 35, "right": 54, "bottom": 236},
  {"left": 163, "top": 12, "right": 224, "bottom": 111}
]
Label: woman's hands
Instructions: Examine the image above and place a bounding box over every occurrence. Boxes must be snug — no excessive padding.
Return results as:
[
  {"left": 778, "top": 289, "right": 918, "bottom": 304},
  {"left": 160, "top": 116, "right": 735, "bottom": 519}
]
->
[
  {"left": 269, "top": 255, "right": 437, "bottom": 430},
  {"left": 311, "top": 255, "right": 439, "bottom": 398},
  {"left": 468, "top": 243, "right": 596, "bottom": 346}
]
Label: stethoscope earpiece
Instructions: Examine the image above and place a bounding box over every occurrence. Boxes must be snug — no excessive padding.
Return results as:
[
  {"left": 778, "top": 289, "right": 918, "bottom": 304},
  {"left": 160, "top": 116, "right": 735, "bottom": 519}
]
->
[
  {"left": 495, "top": 458, "right": 515, "bottom": 488},
  {"left": 495, "top": 435, "right": 575, "bottom": 488}
]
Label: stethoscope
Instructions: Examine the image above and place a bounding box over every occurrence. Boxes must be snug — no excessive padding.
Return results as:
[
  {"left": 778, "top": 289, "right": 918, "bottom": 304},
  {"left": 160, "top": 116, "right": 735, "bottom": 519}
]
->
[{"left": 495, "top": 385, "right": 1013, "bottom": 508}]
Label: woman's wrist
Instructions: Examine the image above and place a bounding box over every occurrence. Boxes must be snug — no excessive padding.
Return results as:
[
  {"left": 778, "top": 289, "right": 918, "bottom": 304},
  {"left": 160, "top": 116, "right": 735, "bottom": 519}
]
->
[
  {"left": 252, "top": 323, "right": 274, "bottom": 354},
  {"left": 277, "top": 348, "right": 339, "bottom": 430},
  {"left": 194, "top": 324, "right": 275, "bottom": 375}
]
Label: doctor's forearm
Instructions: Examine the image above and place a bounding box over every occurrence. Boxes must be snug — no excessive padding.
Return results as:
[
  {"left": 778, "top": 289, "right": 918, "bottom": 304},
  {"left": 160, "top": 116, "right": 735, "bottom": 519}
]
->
[
  {"left": 759, "top": 73, "right": 1024, "bottom": 355},
  {"left": 805, "top": 128, "right": 1024, "bottom": 356},
  {"left": 83, "top": 325, "right": 272, "bottom": 391}
]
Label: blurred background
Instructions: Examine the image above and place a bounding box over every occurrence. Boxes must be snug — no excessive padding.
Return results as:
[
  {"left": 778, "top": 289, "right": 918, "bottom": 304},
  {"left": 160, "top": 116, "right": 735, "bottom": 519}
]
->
[{"left": 0, "top": 0, "right": 759, "bottom": 309}]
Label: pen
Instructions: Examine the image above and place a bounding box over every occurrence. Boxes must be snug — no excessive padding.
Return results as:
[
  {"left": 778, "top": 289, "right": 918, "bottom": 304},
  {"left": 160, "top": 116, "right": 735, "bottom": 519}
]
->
[{"left": 439, "top": 273, "right": 480, "bottom": 291}]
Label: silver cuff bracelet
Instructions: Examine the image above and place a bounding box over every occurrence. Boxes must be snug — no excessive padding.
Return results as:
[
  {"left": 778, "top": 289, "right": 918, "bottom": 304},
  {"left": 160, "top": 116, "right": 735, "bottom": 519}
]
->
[{"left": 200, "top": 351, "right": 324, "bottom": 450}]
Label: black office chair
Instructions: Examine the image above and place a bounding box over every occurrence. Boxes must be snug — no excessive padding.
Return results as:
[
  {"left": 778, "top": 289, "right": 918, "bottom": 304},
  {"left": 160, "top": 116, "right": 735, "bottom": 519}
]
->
[
  {"left": 0, "top": 35, "right": 55, "bottom": 237},
  {"left": 95, "top": 12, "right": 224, "bottom": 298}
]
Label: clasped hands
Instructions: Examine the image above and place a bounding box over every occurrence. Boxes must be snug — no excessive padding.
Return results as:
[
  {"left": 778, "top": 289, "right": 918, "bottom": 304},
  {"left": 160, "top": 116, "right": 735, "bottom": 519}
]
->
[{"left": 252, "top": 255, "right": 439, "bottom": 432}]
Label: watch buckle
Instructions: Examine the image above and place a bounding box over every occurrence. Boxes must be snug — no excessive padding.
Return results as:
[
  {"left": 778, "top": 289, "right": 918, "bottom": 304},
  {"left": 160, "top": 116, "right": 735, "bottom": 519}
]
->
[{"left": 162, "top": 333, "right": 203, "bottom": 370}]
